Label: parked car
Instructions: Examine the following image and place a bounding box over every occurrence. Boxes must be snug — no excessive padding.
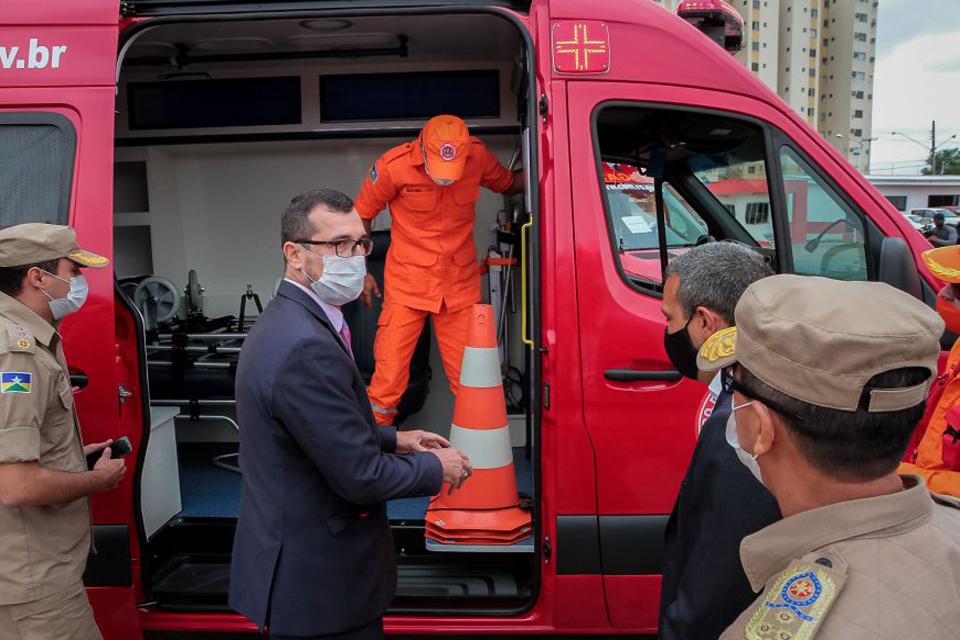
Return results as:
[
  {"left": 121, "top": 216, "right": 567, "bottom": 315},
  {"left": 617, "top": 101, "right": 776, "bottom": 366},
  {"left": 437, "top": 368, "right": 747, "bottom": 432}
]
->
[{"left": 911, "top": 208, "right": 960, "bottom": 226}]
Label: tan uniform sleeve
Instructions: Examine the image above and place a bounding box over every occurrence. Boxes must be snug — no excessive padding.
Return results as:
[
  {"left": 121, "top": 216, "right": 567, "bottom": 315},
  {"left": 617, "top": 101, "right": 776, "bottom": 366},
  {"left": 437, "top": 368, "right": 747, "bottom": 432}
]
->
[
  {"left": 354, "top": 156, "right": 398, "bottom": 221},
  {"left": 0, "top": 352, "right": 45, "bottom": 463},
  {"left": 476, "top": 143, "right": 515, "bottom": 194}
]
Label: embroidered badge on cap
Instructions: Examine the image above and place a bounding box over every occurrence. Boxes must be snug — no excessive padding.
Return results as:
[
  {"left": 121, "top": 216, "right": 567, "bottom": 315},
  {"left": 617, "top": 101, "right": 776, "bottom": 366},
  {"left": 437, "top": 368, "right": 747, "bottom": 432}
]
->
[
  {"left": 745, "top": 561, "right": 843, "bottom": 640},
  {"left": 439, "top": 143, "right": 457, "bottom": 161},
  {"left": 1, "top": 372, "right": 32, "bottom": 394},
  {"left": 699, "top": 326, "right": 737, "bottom": 364}
]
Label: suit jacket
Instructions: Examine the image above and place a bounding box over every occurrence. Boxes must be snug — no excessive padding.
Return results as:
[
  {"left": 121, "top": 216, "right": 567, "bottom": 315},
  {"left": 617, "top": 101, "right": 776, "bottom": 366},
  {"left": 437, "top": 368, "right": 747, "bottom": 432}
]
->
[
  {"left": 658, "top": 390, "right": 782, "bottom": 640},
  {"left": 229, "top": 281, "right": 442, "bottom": 636}
]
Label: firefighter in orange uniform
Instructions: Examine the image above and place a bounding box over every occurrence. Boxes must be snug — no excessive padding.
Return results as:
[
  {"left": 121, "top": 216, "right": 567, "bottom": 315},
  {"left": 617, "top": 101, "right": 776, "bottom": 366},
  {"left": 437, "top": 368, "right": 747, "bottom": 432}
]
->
[
  {"left": 900, "top": 245, "right": 960, "bottom": 497},
  {"left": 355, "top": 115, "right": 523, "bottom": 425}
]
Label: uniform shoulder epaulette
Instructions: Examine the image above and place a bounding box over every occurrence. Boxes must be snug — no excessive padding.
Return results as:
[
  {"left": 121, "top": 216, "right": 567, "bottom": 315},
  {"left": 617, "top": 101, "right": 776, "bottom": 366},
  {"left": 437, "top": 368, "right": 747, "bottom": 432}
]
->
[
  {"left": 381, "top": 142, "right": 414, "bottom": 165},
  {"left": 744, "top": 557, "right": 847, "bottom": 640},
  {"left": 0, "top": 322, "right": 36, "bottom": 356}
]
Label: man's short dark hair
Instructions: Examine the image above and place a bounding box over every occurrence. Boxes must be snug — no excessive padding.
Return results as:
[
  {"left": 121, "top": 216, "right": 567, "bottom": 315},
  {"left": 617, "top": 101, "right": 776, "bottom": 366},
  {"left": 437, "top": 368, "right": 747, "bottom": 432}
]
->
[
  {"left": 664, "top": 241, "right": 774, "bottom": 325},
  {"left": 739, "top": 366, "right": 929, "bottom": 481},
  {"left": 0, "top": 259, "right": 61, "bottom": 297},
  {"left": 934, "top": 212, "right": 946, "bottom": 221},
  {"left": 280, "top": 189, "right": 354, "bottom": 247}
]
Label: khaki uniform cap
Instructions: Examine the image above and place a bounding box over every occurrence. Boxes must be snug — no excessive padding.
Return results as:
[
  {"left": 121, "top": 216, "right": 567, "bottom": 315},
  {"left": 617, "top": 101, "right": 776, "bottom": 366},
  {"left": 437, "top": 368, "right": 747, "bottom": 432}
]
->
[
  {"left": 0, "top": 224, "right": 108, "bottom": 269},
  {"left": 696, "top": 274, "right": 943, "bottom": 412}
]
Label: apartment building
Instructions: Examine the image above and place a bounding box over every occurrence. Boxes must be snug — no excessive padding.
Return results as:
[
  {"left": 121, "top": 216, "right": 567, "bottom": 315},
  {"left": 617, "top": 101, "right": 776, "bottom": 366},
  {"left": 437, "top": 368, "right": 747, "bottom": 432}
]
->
[{"left": 656, "top": 0, "right": 878, "bottom": 168}]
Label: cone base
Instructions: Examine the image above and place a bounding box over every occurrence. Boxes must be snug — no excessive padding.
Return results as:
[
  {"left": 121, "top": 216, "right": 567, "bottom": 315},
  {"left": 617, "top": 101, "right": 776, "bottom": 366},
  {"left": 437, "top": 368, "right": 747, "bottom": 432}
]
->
[
  {"left": 426, "top": 530, "right": 531, "bottom": 546},
  {"left": 425, "top": 504, "right": 532, "bottom": 544}
]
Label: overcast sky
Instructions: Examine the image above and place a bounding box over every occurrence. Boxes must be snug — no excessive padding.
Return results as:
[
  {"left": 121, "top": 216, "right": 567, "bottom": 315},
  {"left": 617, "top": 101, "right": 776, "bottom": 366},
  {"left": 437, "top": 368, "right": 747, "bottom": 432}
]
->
[{"left": 870, "top": 0, "right": 960, "bottom": 173}]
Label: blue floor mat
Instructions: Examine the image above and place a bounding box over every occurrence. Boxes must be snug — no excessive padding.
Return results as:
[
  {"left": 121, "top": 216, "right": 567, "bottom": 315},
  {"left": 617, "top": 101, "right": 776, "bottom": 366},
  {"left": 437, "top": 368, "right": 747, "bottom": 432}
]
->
[{"left": 178, "top": 443, "right": 533, "bottom": 520}]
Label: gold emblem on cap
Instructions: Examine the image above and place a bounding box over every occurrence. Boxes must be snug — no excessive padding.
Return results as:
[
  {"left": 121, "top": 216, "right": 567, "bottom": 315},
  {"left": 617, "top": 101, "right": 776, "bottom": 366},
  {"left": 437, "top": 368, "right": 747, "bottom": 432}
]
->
[
  {"left": 69, "top": 250, "right": 108, "bottom": 266},
  {"left": 699, "top": 326, "right": 737, "bottom": 363}
]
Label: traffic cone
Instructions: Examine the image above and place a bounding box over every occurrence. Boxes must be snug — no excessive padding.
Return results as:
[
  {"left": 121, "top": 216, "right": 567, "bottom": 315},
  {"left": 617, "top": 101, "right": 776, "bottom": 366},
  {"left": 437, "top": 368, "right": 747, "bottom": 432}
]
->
[{"left": 425, "top": 304, "right": 531, "bottom": 546}]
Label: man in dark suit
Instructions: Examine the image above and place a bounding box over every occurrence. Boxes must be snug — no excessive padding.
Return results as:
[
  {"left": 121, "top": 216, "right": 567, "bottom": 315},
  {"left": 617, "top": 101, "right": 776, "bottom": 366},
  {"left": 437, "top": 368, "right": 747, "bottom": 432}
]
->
[
  {"left": 658, "top": 242, "right": 780, "bottom": 640},
  {"left": 229, "top": 189, "right": 471, "bottom": 640}
]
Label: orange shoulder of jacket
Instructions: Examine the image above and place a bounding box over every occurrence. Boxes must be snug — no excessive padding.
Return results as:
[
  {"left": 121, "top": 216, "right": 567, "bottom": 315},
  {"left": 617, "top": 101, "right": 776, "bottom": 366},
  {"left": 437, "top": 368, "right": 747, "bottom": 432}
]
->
[{"left": 380, "top": 141, "right": 415, "bottom": 167}]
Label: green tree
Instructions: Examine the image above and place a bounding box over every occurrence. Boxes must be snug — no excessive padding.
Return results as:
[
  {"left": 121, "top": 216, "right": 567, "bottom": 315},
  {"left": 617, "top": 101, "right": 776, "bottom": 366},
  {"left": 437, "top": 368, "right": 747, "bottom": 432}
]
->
[{"left": 923, "top": 147, "right": 960, "bottom": 175}]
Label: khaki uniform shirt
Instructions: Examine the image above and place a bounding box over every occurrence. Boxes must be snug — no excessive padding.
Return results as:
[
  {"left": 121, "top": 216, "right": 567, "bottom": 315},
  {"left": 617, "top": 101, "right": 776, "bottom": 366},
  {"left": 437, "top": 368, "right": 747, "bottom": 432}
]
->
[
  {"left": 0, "top": 293, "right": 89, "bottom": 605},
  {"left": 721, "top": 475, "right": 960, "bottom": 640}
]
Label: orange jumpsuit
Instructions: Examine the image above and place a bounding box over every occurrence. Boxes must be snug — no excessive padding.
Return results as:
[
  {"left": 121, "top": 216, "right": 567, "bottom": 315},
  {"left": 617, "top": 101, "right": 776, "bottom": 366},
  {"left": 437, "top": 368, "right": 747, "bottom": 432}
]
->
[
  {"left": 354, "top": 137, "right": 514, "bottom": 425},
  {"left": 900, "top": 332, "right": 960, "bottom": 496}
]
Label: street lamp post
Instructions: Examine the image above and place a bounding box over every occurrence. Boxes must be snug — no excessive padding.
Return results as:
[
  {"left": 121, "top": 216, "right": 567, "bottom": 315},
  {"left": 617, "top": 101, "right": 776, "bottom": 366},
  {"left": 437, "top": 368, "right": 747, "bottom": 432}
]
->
[{"left": 891, "top": 122, "right": 958, "bottom": 174}]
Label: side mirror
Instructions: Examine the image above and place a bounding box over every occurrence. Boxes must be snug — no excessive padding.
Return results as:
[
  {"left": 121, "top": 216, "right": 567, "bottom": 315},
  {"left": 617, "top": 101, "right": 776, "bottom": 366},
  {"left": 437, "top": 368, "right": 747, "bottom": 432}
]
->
[{"left": 878, "top": 237, "right": 922, "bottom": 300}]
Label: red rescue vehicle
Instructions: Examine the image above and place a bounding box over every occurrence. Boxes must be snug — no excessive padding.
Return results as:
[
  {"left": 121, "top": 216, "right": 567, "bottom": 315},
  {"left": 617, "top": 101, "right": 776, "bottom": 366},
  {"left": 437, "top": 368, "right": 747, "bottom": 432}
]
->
[{"left": 0, "top": 0, "right": 941, "bottom": 636}]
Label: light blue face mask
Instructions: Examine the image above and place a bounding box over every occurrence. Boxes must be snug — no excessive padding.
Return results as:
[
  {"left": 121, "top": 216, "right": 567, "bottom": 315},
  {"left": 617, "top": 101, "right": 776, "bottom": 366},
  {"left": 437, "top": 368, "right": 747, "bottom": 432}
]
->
[
  {"left": 300, "top": 246, "right": 366, "bottom": 306},
  {"left": 40, "top": 271, "right": 89, "bottom": 320},
  {"left": 725, "top": 401, "right": 764, "bottom": 485}
]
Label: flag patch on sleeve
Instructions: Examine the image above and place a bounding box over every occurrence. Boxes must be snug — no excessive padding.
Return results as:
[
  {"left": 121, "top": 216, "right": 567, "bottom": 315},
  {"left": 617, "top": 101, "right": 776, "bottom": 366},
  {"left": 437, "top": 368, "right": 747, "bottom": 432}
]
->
[{"left": 1, "top": 372, "right": 32, "bottom": 394}]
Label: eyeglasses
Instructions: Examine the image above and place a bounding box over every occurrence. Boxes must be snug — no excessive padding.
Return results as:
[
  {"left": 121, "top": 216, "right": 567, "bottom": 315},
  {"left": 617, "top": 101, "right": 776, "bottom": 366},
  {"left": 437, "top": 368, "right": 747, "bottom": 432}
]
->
[
  {"left": 296, "top": 237, "right": 373, "bottom": 258},
  {"left": 720, "top": 368, "right": 806, "bottom": 423}
]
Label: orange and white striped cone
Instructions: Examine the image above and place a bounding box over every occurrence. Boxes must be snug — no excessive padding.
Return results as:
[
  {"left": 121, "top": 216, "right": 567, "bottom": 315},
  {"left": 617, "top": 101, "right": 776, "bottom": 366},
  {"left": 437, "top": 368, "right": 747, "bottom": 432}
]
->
[{"left": 425, "top": 304, "right": 532, "bottom": 545}]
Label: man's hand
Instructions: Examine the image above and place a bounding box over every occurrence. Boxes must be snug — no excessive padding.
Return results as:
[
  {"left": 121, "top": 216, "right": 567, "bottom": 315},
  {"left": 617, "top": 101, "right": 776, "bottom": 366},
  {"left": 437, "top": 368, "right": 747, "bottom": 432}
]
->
[
  {"left": 396, "top": 429, "right": 451, "bottom": 454},
  {"left": 91, "top": 447, "right": 126, "bottom": 493},
  {"left": 83, "top": 439, "right": 112, "bottom": 457},
  {"left": 361, "top": 274, "right": 381, "bottom": 308},
  {"left": 430, "top": 447, "right": 473, "bottom": 492}
]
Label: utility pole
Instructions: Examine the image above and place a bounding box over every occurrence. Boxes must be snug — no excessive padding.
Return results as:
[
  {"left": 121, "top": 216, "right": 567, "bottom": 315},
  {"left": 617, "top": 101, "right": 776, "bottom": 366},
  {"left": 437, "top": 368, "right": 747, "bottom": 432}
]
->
[{"left": 931, "top": 120, "right": 937, "bottom": 175}]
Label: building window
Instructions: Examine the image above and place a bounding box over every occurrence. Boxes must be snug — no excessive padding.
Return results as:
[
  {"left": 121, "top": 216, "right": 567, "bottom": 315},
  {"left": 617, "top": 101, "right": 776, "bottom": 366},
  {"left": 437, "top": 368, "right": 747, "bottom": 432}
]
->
[
  {"left": 852, "top": 71, "right": 865, "bottom": 81},
  {"left": 856, "top": 12, "right": 869, "bottom": 22},
  {"left": 812, "top": 8, "right": 819, "bottom": 17},
  {"left": 855, "top": 32, "right": 868, "bottom": 42},
  {"left": 753, "top": 42, "right": 760, "bottom": 51},
  {"left": 852, "top": 90, "right": 865, "bottom": 99},
  {"left": 753, "top": 0, "right": 760, "bottom": 7},
  {"left": 810, "top": 48, "right": 817, "bottom": 57},
  {"left": 745, "top": 201, "right": 770, "bottom": 224},
  {"left": 886, "top": 195, "right": 907, "bottom": 211},
  {"left": 752, "top": 63, "right": 760, "bottom": 71},
  {"left": 808, "top": 108, "right": 815, "bottom": 116},
  {"left": 752, "top": 21, "right": 760, "bottom": 30},
  {"left": 809, "top": 88, "right": 816, "bottom": 96},
  {"left": 852, "top": 128, "right": 863, "bottom": 136},
  {"left": 809, "top": 69, "right": 817, "bottom": 77},
  {"left": 853, "top": 109, "right": 863, "bottom": 118},
  {"left": 853, "top": 51, "right": 867, "bottom": 61}
]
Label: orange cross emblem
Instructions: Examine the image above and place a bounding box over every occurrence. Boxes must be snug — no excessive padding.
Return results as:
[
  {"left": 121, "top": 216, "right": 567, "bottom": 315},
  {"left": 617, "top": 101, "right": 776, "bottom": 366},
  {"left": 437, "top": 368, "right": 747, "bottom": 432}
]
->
[{"left": 552, "top": 21, "right": 610, "bottom": 74}]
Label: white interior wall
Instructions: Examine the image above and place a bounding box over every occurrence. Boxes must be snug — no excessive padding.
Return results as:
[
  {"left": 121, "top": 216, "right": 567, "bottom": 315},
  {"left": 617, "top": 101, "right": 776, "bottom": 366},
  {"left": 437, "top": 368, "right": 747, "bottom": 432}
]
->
[{"left": 117, "top": 135, "right": 524, "bottom": 439}]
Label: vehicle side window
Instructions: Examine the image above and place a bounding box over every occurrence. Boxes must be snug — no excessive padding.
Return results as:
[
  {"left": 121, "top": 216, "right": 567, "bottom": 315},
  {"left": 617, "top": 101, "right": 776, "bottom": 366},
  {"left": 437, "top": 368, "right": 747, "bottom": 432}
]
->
[
  {"left": 595, "top": 106, "right": 776, "bottom": 292},
  {"left": 0, "top": 114, "right": 75, "bottom": 227},
  {"left": 779, "top": 146, "right": 868, "bottom": 281},
  {"left": 690, "top": 157, "right": 775, "bottom": 249},
  {"left": 602, "top": 163, "right": 708, "bottom": 286}
]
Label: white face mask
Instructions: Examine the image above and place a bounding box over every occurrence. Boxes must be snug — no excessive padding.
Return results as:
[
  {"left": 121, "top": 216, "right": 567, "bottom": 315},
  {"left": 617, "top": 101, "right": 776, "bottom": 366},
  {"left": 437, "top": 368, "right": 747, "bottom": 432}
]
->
[
  {"left": 300, "top": 247, "right": 366, "bottom": 306},
  {"left": 725, "top": 401, "right": 764, "bottom": 485},
  {"left": 40, "top": 271, "right": 88, "bottom": 320}
]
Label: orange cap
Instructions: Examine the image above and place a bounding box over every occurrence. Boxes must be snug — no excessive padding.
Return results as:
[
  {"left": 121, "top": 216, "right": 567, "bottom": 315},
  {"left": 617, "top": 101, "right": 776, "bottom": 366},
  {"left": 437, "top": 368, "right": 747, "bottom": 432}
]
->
[
  {"left": 923, "top": 246, "right": 960, "bottom": 283},
  {"left": 421, "top": 115, "right": 470, "bottom": 181}
]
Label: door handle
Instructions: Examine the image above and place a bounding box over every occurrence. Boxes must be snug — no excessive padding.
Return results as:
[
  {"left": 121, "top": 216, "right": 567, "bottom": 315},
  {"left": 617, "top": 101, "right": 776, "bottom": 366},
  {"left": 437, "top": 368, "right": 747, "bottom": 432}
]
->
[
  {"left": 603, "top": 369, "right": 682, "bottom": 382},
  {"left": 70, "top": 373, "right": 89, "bottom": 390}
]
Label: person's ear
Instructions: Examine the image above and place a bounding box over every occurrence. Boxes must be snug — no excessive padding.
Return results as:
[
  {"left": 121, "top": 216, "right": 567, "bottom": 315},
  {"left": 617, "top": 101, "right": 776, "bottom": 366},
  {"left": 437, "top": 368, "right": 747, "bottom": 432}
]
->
[
  {"left": 750, "top": 401, "right": 776, "bottom": 457},
  {"left": 283, "top": 242, "right": 304, "bottom": 271},
  {"left": 25, "top": 266, "right": 46, "bottom": 291},
  {"left": 690, "top": 306, "right": 725, "bottom": 344}
]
